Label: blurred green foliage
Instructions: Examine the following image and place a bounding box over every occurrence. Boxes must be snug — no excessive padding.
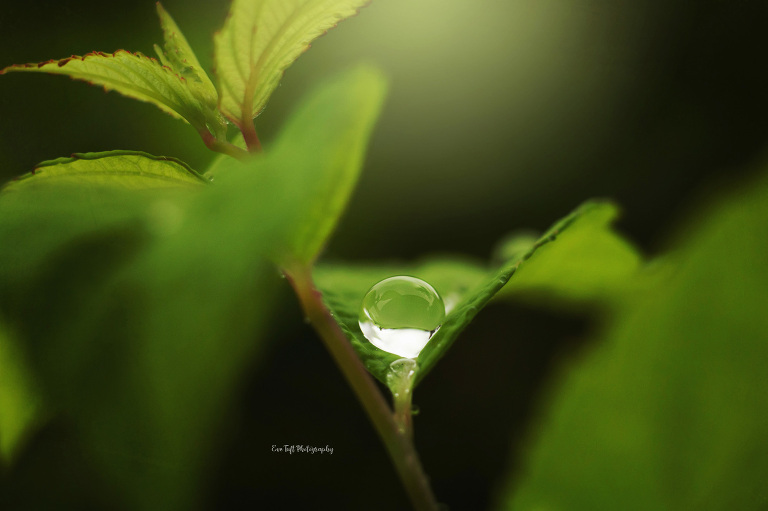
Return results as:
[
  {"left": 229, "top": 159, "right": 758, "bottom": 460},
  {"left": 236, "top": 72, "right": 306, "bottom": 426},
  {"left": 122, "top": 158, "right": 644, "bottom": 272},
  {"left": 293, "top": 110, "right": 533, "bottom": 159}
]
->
[
  {"left": 0, "top": 321, "right": 40, "bottom": 463},
  {"left": 500, "top": 169, "right": 768, "bottom": 510}
]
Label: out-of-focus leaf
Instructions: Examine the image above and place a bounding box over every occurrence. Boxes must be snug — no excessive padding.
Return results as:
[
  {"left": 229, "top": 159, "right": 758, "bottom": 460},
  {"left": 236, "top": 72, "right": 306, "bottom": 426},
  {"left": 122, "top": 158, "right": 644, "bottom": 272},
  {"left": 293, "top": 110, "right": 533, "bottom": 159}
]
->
[
  {"left": 213, "top": 65, "right": 388, "bottom": 268},
  {"left": 0, "top": 321, "right": 41, "bottom": 464},
  {"left": 495, "top": 202, "right": 641, "bottom": 305},
  {"left": 499, "top": 172, "right": 768, "bottom": 511},
  {"left": 315, "top": 201, "right": 633, "bottom": 385},
  {"left": 2, "top": 151, "right": 208, "bottom": 191},
  {"left": 0, "top": 152, "right": 283, "bottom": 509},
  {"left": 213, "top": 0, "right": 371, "bottom": 126}
]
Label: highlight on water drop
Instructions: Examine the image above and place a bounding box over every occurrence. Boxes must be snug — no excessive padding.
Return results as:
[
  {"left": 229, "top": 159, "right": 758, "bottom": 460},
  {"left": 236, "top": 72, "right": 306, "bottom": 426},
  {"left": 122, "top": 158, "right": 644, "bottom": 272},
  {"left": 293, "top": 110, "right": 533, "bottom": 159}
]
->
[{"left": 358, "top": 275, "right": 445, "bottom": 359}]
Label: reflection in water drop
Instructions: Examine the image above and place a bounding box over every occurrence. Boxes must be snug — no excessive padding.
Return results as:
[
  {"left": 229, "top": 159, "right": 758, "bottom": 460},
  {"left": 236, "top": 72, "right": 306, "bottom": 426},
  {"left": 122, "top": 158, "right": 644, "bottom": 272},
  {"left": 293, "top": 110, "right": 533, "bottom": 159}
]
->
[
  {"left": 359, "top": 276, "right": 445, "bottom": 359},
  {"left": 443, "top": 292, "right": 460, "bottom": 314}
]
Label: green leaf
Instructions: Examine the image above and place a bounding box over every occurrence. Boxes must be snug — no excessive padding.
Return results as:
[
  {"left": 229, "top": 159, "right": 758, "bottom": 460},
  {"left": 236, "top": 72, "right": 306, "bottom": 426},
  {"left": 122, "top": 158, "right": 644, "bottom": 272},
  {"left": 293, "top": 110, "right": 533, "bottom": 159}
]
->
[
  {"left": 0, "top": 151, "right": 206, "bottom": 306},
  {"left": 315, "top": 201, "right": 634, "bottom": 385},
  {"left": 0, "top": 321, "right": 41, "bottom": 464},
  {"left": 154, "top": 3, "right": 211, "bottom": 86},
  {"left": 153, "top": 3, "right": 227, "bottom": 140},
  {"left": 1, "top": 31, "right": 224, "bottom": 140},
  {"left": 0, "top": 153, "right": 282, "bottom": 509},
  {"left": 2, "top": 150, "right": 208, "bottom": 191},
  {"left": 315, "top": 258, "right": 489, "bottom": 381},
  {"left": 213, "top": 0, "right": 371, "bottom": 126},
  {"left": 213, "top": 65, "right": 388, "bottom": 268},
  {"left": 495, "top": 201, "right": 642, "bottom": 306},
  {"left": 499, "top": 173, "right": 768, "bottom": 510}
]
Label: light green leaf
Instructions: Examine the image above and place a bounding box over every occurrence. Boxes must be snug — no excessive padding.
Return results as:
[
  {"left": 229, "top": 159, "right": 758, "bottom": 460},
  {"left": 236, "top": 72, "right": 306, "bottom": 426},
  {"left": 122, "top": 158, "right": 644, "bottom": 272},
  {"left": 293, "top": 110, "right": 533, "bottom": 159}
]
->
[
  {"left": 315, "top": 201, "right": 635, "bottom": 385},
  {"left": 213, "top": 0, "right": 371, "bottom": 126},
  {"left": 499, "top": 172, "right": 768, "bottom": 510},
  {"left": 1, "top": 41, "right": 224, "bottom": 140},
  {"left": 0, "top": 151, "right": 205, "bottom": 296},
  {"left": 154, "top": 3, "right": 211, "bottom": 85},
  {"left": 153, "top": 3, "right": 226, "bottom": 140},
  {"left": 213, "top": 65, "right": 388, "bottom": 268},
  {"left": 0, "top": 321, "right": 41, "bottom": 464},
  {"left": 2, "top": 150, "right": 208, "bottom": 191}
]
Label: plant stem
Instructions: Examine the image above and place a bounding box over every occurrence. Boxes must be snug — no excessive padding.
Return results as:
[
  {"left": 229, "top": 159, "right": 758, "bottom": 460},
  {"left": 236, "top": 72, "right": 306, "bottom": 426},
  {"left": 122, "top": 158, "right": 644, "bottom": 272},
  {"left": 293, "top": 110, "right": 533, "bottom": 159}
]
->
[
  {"left": 240, "top": 118, "right": 263, "bottom": 153},
  {"left": 200, "top": 131, "right": 250, "bottom": 161},
  {"left": 389, "top": 359, "right": 417, "bottom": 441},
  {"left": 286, "top": 266, "right": 439, "bottom": 511}
]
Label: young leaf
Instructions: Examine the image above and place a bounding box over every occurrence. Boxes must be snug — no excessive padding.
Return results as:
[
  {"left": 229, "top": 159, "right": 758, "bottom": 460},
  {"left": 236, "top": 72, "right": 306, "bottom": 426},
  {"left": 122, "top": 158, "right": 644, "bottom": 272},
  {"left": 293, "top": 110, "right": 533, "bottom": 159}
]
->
[
  {"left": 213, "top": 0, "right": 371, "bottom": 127},
  {"left": 212, "top": 65, "right": 388, "bottom": 268},
  {"left": 153, "top": 3, "right": 226, "bottom": 140},
  {"left": 1, "top": 5, "right": 226, "bottom": 142},
  {"left": 2, "top": 150, "right": 208, "bottom": 191},
  {"left": 499, "top": 172, "right": 768, "bottom": 511},
  {"left": 154, "top": 3, "right": 213, "bottom": 89},
  {"left": 315, "top": 201, "right": 638, "bottom": 385},
  {"left": 0, "top": 322, "right": 41, "bottom": 464}
]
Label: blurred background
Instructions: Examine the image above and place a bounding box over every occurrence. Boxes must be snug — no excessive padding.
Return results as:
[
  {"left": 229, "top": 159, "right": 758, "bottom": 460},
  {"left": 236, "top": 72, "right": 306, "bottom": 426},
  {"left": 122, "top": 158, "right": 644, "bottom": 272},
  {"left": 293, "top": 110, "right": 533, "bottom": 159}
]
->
[{"left": 1, "top": 0, "right": 767, "bottom": 509}]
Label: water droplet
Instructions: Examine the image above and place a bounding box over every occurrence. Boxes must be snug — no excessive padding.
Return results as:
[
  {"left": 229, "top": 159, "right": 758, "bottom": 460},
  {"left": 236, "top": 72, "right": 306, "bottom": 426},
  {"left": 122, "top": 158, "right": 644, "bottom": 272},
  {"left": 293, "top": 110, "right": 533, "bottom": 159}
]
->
[
  {"left": 411, "top": 405, "right": 421, "bottom": 416},
  {"left": 359, "top": 276, "right": 445, "bottom": 359},
  {"left": 443, "top": 292, "right": 460, "bottom": 314},
  {"left": 387, "top": 358, "right": 418, "bottom": 393}
]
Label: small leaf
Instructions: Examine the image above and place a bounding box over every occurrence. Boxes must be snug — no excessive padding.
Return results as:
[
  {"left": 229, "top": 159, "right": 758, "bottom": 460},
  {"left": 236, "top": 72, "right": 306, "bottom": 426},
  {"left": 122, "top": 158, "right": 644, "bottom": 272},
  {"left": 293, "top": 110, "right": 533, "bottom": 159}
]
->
[
  {"left": 499, "top": 172, "right": 768, "bottom": 511},
  {"left": 2, "top": 150, "right": 208, "bottom": 191},
  {"left": 213, "top": 0, "right": 371, "bottom": 126},
  {"left": 0, "top": 321, "right": 42, "bottom": 464},
  {"left": 154, "top": 3, "right": 226, "bottom": 140},
  {"left": 315, "top": 201, "right": 635, "bottom": 385}
]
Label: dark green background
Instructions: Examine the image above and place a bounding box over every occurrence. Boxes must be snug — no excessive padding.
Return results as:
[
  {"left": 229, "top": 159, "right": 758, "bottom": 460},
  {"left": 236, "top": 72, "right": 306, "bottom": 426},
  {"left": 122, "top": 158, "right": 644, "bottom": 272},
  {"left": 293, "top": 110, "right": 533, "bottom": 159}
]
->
[{"left": 1, "top": 1, "right": 767, "bottom": 509}]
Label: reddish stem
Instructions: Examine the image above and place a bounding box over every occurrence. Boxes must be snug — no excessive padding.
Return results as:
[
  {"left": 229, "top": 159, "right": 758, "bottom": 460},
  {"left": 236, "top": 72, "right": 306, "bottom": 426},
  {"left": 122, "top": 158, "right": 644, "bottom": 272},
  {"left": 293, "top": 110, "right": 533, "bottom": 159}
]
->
[{"left": 285, "top": 265, "right": 439, "bottom": 511}]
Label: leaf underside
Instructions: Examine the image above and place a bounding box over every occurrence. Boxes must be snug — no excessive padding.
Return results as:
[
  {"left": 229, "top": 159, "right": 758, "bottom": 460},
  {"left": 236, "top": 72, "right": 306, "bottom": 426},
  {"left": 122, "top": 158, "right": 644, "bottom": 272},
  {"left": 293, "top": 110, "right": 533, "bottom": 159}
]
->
[
  {"left": 315, "top": 201, "right": 638, "bottom": 386},
  {"left": 214, "top": 0, "right": 371, "bottom": 125},
  {"left": 1, "top": 150, "right": 208, "bottom": 191}
]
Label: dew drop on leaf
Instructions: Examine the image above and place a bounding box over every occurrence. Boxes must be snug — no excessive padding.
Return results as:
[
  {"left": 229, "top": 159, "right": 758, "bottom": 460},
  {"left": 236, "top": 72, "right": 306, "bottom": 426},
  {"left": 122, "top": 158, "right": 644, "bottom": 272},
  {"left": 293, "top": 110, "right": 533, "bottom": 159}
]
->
[{"left": 358, "top": 276, "right": 445, "bottom": 358}]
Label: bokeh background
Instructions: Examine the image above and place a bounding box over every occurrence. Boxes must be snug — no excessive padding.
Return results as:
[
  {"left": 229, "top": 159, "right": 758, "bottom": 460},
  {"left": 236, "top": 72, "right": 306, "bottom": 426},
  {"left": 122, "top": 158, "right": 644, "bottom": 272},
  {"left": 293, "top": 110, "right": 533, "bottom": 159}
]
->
[{"left": 1, "top": 0, "right": 767, "bottom": 509}]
